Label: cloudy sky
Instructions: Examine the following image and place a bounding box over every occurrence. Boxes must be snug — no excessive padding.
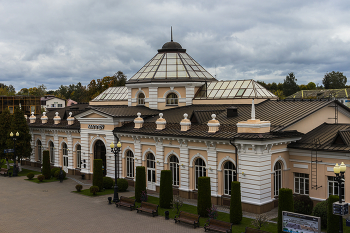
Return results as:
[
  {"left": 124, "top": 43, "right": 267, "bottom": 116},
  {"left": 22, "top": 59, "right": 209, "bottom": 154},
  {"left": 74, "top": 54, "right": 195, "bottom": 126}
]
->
[{"left": 1, "top": 0, "right": 350, "bottom": 91}]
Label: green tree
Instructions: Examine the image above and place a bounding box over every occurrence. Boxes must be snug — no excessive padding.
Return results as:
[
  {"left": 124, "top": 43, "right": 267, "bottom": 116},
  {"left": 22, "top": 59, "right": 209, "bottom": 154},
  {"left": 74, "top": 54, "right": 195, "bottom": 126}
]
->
[
  {"left": 93, "top": 159, "right": 103, "bottom": 191},
  {"left": 307, "top": 82, "right": 316, "bottom": 90},
  {"left": 42, "top": 150, "right": 51, "bottom": 179},
  {"left": 283, "top": 72, "right": 300, "bottom": 97},
  {"left": 197, "top": 177, "right": 211, "bottom": 217},
  {"left": 327, "top": 195, "right": 340, "bottom": 233},
  {"left": 159, "top": 170, "right": 173, "bottom": 208},
  {"left": 0, "top": 84, "right": 15, "bottom": 96},
  {"left": 230, "top": 181, "right": 242, "bottom": 224},
  {"left": 28, "top": 84, "right": 47, "bottom": 96},
  {"left": 135, "top": 166, "right": 146, "bottom": 202},
  {"left": 0, "top": 108, "right": 12, "bottom": 167},
  {"left": 323, "top": 71, "right": 347, "bottom": 89},
  {"left": 278, "top": 188, "right": 294, "bottom": 233}
]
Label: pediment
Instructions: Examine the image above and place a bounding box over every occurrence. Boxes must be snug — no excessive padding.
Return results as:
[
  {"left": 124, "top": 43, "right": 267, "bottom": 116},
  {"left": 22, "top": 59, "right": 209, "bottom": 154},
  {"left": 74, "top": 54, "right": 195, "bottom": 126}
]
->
[{"left": 81, "top": 112, "right": 108, "bottom": 119}]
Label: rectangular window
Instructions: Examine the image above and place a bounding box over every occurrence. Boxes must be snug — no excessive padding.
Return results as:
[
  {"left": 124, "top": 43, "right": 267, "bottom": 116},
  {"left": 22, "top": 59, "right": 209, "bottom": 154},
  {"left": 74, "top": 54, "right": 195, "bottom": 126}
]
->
[
  {"left": 294, "top": 173, "right": 309, "bottom": 195},
  {"left": 77, "top": 150, "right": 81, "bottom": 168},
  {"left": 328, "top": 176, "right": 344, "bottom": 200},
  {"left": 58, "top": 104, "right": 62, "bottom": 107}
]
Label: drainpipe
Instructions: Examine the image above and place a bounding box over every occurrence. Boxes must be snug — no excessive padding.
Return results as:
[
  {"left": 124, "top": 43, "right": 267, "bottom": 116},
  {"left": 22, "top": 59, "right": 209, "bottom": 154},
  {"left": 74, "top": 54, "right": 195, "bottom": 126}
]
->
[{"left": 229, "top": 140, "right": 238, "bottom": 180}]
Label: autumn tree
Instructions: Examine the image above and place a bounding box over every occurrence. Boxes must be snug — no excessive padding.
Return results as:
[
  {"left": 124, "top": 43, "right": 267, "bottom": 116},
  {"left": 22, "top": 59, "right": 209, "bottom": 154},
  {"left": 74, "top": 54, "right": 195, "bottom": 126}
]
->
[{"left": 323, "top": 71, "right": 347, "bottom": 89}]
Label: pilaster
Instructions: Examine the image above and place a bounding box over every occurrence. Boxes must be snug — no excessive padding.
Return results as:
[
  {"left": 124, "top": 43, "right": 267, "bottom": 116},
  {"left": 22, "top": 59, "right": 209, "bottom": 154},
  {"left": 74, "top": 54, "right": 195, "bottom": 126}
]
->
[
  {"left": 206, "top": 141, "right": 218, "bottom": 196},
  {"left": 155, "top": 137, "right": 164, "bottom": 187},
  {"left": 178, "top": 139, "right": 189, "bottom": 191},
  {"left": 148, "top": 87, "right": 158, "bottom": 109}
]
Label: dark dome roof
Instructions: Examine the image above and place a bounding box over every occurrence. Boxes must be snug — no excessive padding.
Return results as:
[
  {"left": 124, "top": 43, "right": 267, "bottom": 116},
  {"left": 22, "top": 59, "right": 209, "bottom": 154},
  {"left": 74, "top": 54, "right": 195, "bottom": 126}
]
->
[{"left": 158, "top": 41, "right": 186, "bottom": 52}]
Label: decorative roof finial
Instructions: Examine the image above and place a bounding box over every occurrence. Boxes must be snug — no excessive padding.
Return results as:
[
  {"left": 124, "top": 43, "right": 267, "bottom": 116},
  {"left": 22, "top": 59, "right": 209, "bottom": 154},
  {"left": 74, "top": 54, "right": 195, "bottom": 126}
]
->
[
  {"left": 171, "top": 26, "right": 173, "bottom": 42},
  {"left": 251, "top": 99, "right": 255, "bottom": 120}
]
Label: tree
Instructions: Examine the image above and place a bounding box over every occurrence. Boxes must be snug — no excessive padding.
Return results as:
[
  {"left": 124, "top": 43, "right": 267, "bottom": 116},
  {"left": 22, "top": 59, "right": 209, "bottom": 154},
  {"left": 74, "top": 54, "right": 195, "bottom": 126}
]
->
[
  {"left": 277, "top": 188, "right": 294, "bottom": 233},
  {"left": 230, "top": 181, "right": 242, "bottom": 224},
  {"left": 159, "top": 170, "right": 173, "bottom": 208},
  {"left": 307, "top": 82, "right": 316, "bottom": 90},
  {"left": 42, "top": 150, "right": 51, "bottom": 179},
  {"left": 0, "top": 84, "right": 15, "bottom": 96},
  {"left": 327, "top": 195, "right": 339, "bottom": 233},
  {"left": 93, "top": 159, "right": 103, "bottom": 191},
  {"left": 283, "top": 72, "right": 300, "bottom": 97},
  {"left": 197, "top": 177, "right": 211, "bottom": 217},
  {"left": 323, "top": 71, "right": 347, "bottom": 89},
  {"left": 135, "top": 166, "right": 146, "bottom": 202},
  {"left": 28, "top": 84, "right": 47, "bottom": 96},
  {"left": 0, "top": 108, "right": 12, "bottom": 168}
]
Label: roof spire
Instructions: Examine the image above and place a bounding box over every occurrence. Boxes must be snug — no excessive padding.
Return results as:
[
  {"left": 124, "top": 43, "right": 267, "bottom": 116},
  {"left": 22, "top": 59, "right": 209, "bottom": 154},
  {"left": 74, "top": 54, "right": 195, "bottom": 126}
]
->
[{"left": 171, "top": 26, "right": 173, "bottom": 42}]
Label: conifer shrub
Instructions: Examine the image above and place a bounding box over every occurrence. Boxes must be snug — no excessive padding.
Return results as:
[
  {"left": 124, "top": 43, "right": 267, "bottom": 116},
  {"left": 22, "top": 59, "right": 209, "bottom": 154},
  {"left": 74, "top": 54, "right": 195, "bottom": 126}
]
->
[
  {"left": 312, "top": 199, "right": 328, "bottom": 229},
  {"left": 54, "top": 170, "right": 66, "bottom": 179},
  {"left": 75, "top": 184, "right": 83, "bottom": 192},
  {"left": 27, "top": 172, "right": 34, "bottom": 180},
  {"left": 294, "top": 194, "right": 313, "bottom": 215},
  {"left": 135, "top": 166, "right": 146, "bottom": 202},
  {"left": 37, "top": 175, "right": 45, "bottom": 182},
  {"left": 117, "top": 178, "right": 128, "bottom": 192},
  {"left": 42, "top": 150, "right": 51, "bottom": 179},
  {"left": 278, "top": 188, "right": 294, "bottom": 233},
  {"left": 159, "top": 170, "right": 173, "bottom": 208},
  {"left": 51, "top": 167, "right": 60, "bottom": 178},
  {"left": 197, "top": 176, "right": 211, "bottom": 217},
  {"left": 90, "top": 186, "right": 99, "bottom": 195},
  {"left": 327, "top": 195, "right": 339, "bottom": 233},
  {"left": 103, "top": 177, "right": 114, "bottom": 189},
  {"left": 93, "top": 159, "right": 103, "bottom": 191},
  {"left": 230, "top": 181, "right": 242, "bottom": 224}
]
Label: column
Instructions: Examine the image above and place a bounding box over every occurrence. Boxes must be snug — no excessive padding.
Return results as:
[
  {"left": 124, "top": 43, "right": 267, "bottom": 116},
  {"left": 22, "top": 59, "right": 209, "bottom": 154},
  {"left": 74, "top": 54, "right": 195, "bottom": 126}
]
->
[
  {"left": 80, "top": 130, "right": 91, "bottom": 174},
  {"left": 105, "top": 132, "right": 116, "bottom": 178},
  {"left": 206, "top": 143, "right": 218, "bottom": 196},
  {"left": 148, "top": 87, "right": 158, "bottom": 109},
  {"left": 134, "top": 137, "right": 142, "bottom": 181},
  {"left": 67, "top": 133, "right": 73, "bottom": 170},
  {"left": 185, "top": 86, "right": 195, "bottom": 106},
  {"left": 179, "top": 140, "right": 190, "bottom": 191},
  {"left": 155, "top": 139, "right": 164, "bottom": 187},
  {"left": 53, "top": 132, "right": 59, "bottom": 167}
]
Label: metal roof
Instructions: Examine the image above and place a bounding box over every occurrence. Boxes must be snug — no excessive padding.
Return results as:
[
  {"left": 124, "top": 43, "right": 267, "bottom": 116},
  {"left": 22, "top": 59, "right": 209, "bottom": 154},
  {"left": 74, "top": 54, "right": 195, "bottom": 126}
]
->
[{"left": 92, "top": 86, "right": 128, "bottom": 102}]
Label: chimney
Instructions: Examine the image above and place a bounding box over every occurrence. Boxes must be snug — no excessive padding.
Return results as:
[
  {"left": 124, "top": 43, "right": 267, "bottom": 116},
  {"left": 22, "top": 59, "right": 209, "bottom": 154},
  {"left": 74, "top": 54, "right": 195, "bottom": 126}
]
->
[
  {"left": 29, "top": 112, "right": 36, "bottom": 124},
  {"left": 156, "top": 113, "right": 166, "bottom": 130},
  {"left": 180, "top": 113, "right": 191, "bottom": 131},
  {"left": 67, "top": 112, "right": 74, "bottom": 125},
  {"left": 41, "top": 112, "right": 48, "bottom": 124},
  {"left": 207, "top": 114, "right": 220, "bottom": 133},
  {"left": 134, "top": 112, "right": 144, "bottom": 129},
  {"left": 54, "top": 112, "right": 61, "bottom": 124},
  {"left": 227, "top": 107, "right": 238, "bottom": 117}
]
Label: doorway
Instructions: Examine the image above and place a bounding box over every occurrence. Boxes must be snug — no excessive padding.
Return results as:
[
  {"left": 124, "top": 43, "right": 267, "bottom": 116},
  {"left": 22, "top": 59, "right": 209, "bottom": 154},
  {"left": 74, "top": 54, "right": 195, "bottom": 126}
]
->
[
  {"left": 94, "top": 140, "right": 106, "bottom": 176},
  {"left": 147, "top": 153, "right": 156, "bottom": 191}
]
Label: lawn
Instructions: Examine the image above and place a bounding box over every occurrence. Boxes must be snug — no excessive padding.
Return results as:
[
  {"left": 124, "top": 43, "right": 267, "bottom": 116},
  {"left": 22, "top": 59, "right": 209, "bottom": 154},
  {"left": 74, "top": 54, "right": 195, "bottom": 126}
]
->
[
  {"left": 25, "top": 177, "right": 68, "bottom": 183},
  {"left": 73, "top": 188, "right": 117, "bottom": 197},
  {"left": 2, "top": 166, "right": 41, "bottom": 177}
]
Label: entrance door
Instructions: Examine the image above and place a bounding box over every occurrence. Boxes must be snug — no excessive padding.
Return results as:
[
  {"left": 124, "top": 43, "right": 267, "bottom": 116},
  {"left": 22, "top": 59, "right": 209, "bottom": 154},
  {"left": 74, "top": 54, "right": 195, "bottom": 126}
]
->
[
  {"left": 147, "top": 153, "right": 156, "bottom": 191},
  {"left": 62, "top": 143, "right": 68, "bottom": 173},
  {"left": 94, "top": 140, "right": 106, "bottom": 176}
]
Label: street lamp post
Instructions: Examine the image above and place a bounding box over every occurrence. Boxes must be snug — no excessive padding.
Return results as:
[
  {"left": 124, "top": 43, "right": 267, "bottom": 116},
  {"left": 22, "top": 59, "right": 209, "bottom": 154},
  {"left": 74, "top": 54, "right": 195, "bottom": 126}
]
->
[
  {"left": 110, "top": 138, "right": 121, "bottom": 203},
  {"left": 10, "top": 132, "right": 19, "bottom": 177},
  {"left": 334, "top": 162, "right": 347, "bottom": 233}
]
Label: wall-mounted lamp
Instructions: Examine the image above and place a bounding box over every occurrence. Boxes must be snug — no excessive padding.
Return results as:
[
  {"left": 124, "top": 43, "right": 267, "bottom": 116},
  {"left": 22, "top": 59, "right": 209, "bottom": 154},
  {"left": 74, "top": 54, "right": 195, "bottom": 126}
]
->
[
  {"left": 181, "top": 164, "right": 185, "bottom": 168},
  {"left": 242, "top": 172, "right": 245, "bottom": 176}
]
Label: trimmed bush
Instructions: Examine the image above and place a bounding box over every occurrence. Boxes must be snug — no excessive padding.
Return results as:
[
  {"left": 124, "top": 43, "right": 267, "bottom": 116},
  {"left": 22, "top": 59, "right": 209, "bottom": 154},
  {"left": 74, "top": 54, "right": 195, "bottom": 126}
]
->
[
  {"left": 93, "top": 159, "right": 103, "bottom": 191},
  {"left": 75, "top": 184, "right": 83, "bottom": 192},
  {"left": 135, "top": 166, "right": 146, "bottom": 202},
  {"left": 312, "top": 199, "right": 328, "bottom": 229},
  {"left": 117, "top": 178, "right": 128, "bottom": 192},
  {"left": 159, "top": 170, "right": 173, "bottom": 208},
  {"left": 197, "top": 176, "right": 211, "bottom": 217},
  {"left": 327, "top": 195, "right": 339, "bottom": 233},
  {"left": 27, "top": 172, "right": 34, "bottom": 180},
  {"left": 278, "top": 188, "right": 294, "bottom": 233},
  {"left": 103, "top": 177, "right": 114, "bottom": 189},
  {"left": 37, "top": 175, "right": 45, "bottom": 182},
  {"left": 294, "top": 194, "right": 313, "bottom": 215},
  {"left": 54, "top": 169, "right": 66, "bottom": 179},
  {"left": 230, "top": 181, "right": 242, "bottom": 224},
  {"left": 51, "top": 167, "right": 60, "bottom": 178},
  {"left": 42, "top": 150, "right": 51, "bottom": 179},
  {"left": 90, "top": 186, "right": 99, "bottom": 195}
]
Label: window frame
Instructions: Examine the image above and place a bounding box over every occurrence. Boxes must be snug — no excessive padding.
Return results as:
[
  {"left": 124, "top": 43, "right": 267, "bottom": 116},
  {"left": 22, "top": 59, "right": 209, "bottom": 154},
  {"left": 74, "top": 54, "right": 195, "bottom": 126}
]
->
[
  {"left": 169, "top": 155, "right": 179, "bottom": 186},
  {"left": 328, "top": 176, "right": 345, "bottom": 200},
  {"left": 76, "top": 145, "right": 81, "bottom": 169},
  {"left": 294, "top": 173, "right": 309, "bottom": 195},
  {"left": 194, "top": 158, "right": 206, "bottom": 190},
  {"left": 166, "top": 93, "right": 178, "bottom": 106},
  {"left": 274, "top": 161, "right": 283, "bottom": 197},
  {"left": 223, "top": 161, "right": 236, "bottom": 195},
  {"left": 137, "top": 93, "right": 145, "bottom": 105},
  {"left": 126, "top": 150, "right": 134, "bottom": 178}
]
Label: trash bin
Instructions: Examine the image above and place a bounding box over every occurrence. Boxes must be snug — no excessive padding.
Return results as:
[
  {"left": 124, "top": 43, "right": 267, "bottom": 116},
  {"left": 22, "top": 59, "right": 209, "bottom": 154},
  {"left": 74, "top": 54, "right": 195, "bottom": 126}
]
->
[{"left": 165, "top": 211, "right": 169, "bottom": 220}]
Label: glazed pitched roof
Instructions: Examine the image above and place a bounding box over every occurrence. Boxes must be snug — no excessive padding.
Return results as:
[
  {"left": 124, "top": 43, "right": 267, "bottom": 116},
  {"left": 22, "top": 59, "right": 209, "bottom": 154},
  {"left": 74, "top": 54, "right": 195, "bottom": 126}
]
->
[
  {"left": 287, "top": 88, "right": 350, "bottom": 99},
  {"left": 288, "top": 123, "right": 350, "bottom": 152},
  {"left": 92, "top": 86, "right": 128, "bottom": 102}
]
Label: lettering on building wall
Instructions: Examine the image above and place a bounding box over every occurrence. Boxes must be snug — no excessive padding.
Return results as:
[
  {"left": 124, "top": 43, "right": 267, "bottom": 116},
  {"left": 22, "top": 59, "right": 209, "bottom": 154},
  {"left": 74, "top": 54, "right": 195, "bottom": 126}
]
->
[{"left": 88, "top": 125, "right": 105, "bottom": 130}]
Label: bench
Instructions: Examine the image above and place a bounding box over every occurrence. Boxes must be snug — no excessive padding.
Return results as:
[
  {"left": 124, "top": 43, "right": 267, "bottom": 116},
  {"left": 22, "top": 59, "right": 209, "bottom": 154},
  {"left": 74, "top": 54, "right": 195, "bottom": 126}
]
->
[
  {"left": 204, "top": 219, "right": 233, "bottom": 233},
  {"left": 0, "top": 168, "right": 9, "bottom": 176},
  {"left": 174, "top": 211, "right": 200, "bottom": 229},
  {"left": 136, "top": 201, "right": 159, "bottom": 217},
  {"left": 115, "top": 196, "right": 136, "bottom": 211},
  {"left": 243, "top": 227, "right": 271, "bottom": 233}
]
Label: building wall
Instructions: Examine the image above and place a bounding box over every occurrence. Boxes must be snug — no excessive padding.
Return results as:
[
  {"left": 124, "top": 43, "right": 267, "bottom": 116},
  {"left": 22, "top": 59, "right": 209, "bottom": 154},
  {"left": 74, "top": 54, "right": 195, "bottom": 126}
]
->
[{"left": 46, "top": 98, "right": 65, "bottom": 108}]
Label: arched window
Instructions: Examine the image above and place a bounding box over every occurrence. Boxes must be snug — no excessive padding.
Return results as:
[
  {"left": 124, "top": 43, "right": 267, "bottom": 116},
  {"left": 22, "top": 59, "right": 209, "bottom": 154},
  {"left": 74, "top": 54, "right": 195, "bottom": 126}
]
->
[
  {"left": 195, "top": 158, "right": 206, "bottom": 189},
  {"left": 126, "top": 150, "right": 134, "bottom": 178},
  {"left": 274, "top": 161, "right": 283, "bottom": 197},
  {"left": 62, "top": 143, "right": 68, "bottom": 168},
  {"left": 138, "top": 93, "right": 145, "bottom": 105},
  {"left": 49, "top": 141, "right": 54, "bottom": 163},
  {"left": 76, "top": 145, "right": 81, "bottom": 168},
  {"left": 224, "top": 161, "right": 236, "bottom": 195},
  {"left": 169, "top": 155, "right": 179, "bottom": 186},
  {"left": 37, "top": 140, "right": 42, "bottom": 162},
  {"left": 166, "top": 93, "right": 178, "bottom": 106}
]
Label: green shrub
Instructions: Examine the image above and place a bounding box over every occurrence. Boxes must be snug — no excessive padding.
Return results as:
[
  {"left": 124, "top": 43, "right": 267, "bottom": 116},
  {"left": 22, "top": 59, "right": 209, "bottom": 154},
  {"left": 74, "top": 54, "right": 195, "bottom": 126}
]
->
[
  {"left": 42, "top": 150, "right": 51, "bottom": 179},
  {"left": 312, "top": 199, "right": 328, "bottom": 229},
  {"left": 54, "top": 169, "right": 66, "bottom": 179},
  {"left": 27, "top": 172, "right": 34, "bottom": 180},
  {"left": 75, "top": 184, "right": 83, "bottom": 192},
  {"left": 159, "top": 170, "right": 173, "bottom": 209},
  {"left": 278, "top": 188, "right": 294, "bottom": 233},
  {"left": 93, "top": 159, "right": 103, "bottom": 191},
  {"left": 117, "top": 178, "right": 128, "bottom": 192},
  {"left": 90, "top": 186, "right": 99, "bottom": 195},
  {"left": 294, "top": 194, "right": 313, "bottom": 215},
  {"left": 135, "top": 166, "right": 146, "bottom": 202},
  {"left": 230, "top": 181, "right": 242, "bottom": 224},
  {"left": 197, "top": 176, "right": 211, "bottom": 217},
  {"left": 37, "top": 175, "right": 45, "bottom": 182},
  {"left": 327, "top": 195, "right": 339, "bottom": 233},
  {"left": 51, "top": 167, "right": 60, "bottom": 178},
  {"left": 103, "top": 177, "right": 114, "bottom": 189}
]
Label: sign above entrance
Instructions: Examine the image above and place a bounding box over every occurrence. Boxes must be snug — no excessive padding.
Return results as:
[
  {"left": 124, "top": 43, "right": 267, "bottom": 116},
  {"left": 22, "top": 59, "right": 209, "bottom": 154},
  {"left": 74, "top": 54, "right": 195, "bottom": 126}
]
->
[{"left": 88, "top": 124, "right": 105, "bottom": 130}]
